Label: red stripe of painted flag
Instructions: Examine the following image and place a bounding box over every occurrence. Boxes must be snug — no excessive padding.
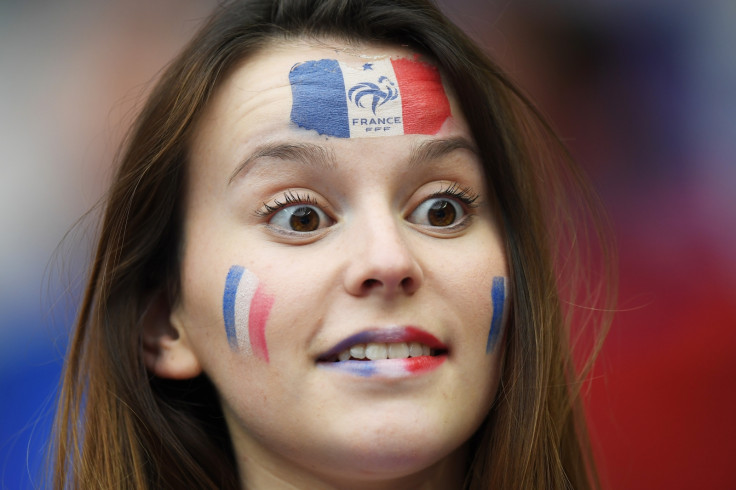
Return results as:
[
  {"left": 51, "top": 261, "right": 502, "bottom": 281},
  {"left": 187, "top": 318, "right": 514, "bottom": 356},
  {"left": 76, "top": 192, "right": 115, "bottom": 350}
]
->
[{"left": 391, "top": 58, "right": 451, "bottom": 135}]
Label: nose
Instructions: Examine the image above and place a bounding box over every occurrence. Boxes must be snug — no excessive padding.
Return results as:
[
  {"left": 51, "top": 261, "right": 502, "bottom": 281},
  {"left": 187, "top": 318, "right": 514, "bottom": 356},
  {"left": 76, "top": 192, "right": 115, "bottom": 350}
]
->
[{"left": 343, "top": 216, "right": 424, "bottom": 298}]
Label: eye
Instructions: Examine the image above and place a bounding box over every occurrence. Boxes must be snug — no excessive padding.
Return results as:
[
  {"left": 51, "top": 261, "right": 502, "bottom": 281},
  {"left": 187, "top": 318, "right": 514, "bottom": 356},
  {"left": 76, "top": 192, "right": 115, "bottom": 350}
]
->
[
  {"left": 408, "top": 197, "right": 465, "bottom": 227},
  {"left": 269, "top": 204, "right": 332, "bottom": 232}
]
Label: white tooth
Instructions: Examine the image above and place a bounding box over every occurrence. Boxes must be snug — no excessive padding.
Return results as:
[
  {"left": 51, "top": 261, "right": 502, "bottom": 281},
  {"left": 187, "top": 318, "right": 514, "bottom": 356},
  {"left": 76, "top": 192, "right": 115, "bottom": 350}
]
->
[
  {"left": 338, "top": 350, "right": 351, "bottom": 362},
  {"left": 350, "top": 344, "right": 366, "bottom": 359},
  {"left": 365, "top": 343, "right": 388, "bottom": 360},
  {"left": 408, "top": 342, "right": 423, "bottom": 357},
  {"left": 388, "top": 342, "right": 410, "bottom": 359},
  {"left": 422, "top": 345, "right": 431, "bottom": 356}
]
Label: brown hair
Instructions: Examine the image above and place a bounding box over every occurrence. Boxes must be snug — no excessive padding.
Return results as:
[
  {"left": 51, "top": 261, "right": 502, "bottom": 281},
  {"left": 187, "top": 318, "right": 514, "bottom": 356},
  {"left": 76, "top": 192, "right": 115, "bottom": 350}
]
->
[{"left": 49, "top": 0, "right": 614, "bottom": 488}]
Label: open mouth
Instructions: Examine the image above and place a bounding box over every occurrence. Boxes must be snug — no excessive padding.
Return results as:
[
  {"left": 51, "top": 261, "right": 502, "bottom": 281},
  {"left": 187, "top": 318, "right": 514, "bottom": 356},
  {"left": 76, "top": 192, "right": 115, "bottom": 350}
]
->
[
  {"left": 320, "top": 341, "right": 444, "bottom": 363},
  {"left": 316, "top": 327, "right": 449, "bottom": 377}
]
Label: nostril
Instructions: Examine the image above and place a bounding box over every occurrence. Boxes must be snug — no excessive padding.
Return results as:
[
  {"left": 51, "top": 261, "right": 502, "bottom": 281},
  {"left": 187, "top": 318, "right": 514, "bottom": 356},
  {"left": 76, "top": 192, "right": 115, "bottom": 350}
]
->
[
  {"left": 362, "top": 277, "right": 415, "bottom": 292},
  {"left": 363, "top": 279, "right": 380, "bottom": 289}
]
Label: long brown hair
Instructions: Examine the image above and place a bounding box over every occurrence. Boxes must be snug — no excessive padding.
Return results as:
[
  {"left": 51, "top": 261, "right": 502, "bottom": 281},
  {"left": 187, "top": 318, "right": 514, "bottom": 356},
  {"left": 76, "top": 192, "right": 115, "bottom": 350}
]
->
[{"left": 49, "top": 0, "right": 614, "bottom": 488}]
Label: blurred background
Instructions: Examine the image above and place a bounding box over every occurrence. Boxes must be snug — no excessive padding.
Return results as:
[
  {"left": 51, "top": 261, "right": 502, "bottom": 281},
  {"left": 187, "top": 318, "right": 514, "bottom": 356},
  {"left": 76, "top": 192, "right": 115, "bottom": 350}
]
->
[{"left": 1, "top": 0, "right": 734, "bottom": 488}]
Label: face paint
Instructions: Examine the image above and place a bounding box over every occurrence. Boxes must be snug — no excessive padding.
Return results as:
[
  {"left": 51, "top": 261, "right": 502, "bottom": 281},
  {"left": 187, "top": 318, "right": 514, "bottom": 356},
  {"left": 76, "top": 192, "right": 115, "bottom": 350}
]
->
[
  {"left": 486, "top": 276, "right": 508, "bottom": 354},
  {"left": 289, "top": 57, "right": 451, "bottom": 138},
  {"left": 222, "top": 265, "right": 274, "bottom": 361},
  {"left": 318, "top": 356, "right": 447, "bottom": 378},
  {"left": 316, "top": 326, "right": 447, "bottom": 378}
]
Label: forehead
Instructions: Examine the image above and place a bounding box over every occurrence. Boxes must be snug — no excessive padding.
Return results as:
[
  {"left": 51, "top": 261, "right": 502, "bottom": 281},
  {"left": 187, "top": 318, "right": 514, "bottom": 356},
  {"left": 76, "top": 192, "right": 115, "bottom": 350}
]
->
[{"left": 191, "top": 40, "right": 461, "bottom": 156}]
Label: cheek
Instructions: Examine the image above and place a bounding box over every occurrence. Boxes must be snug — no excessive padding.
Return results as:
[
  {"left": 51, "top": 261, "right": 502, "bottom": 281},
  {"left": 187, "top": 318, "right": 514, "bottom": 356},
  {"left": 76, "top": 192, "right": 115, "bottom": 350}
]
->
[
  {"left": 485, "top": 276, "right": 510, "bottom": 354},
  {"left": 223, "top": 265, "right": 274, "bottom": 361}
]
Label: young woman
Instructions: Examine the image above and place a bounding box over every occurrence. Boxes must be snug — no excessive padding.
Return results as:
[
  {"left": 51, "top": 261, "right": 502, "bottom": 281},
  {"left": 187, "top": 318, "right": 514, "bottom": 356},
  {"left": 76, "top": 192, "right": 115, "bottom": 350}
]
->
[{"left": 50, "top": 0, "right": 613, "bottom": 488}]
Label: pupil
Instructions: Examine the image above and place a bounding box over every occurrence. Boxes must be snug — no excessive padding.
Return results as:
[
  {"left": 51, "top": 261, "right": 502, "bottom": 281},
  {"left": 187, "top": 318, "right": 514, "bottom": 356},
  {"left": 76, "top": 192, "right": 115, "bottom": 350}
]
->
[
  {"left": 290, "top": 207, "right": 319, "bottom": 231},
  {"left": 428, "top": 200, "right": 455, "bottom": 227}
]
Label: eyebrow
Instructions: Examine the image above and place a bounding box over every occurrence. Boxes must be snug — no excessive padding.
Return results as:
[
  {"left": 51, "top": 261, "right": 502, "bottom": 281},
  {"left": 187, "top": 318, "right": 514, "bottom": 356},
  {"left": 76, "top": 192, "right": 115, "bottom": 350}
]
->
[
  {"left": 228, "top": 136, "right": 477, "bottom": 184},
  {"left": 228, "top": 142, "right": 337, "bottom": 184},
  {"left": 408, "top": 137, "right": 479, "bottom": 169}
]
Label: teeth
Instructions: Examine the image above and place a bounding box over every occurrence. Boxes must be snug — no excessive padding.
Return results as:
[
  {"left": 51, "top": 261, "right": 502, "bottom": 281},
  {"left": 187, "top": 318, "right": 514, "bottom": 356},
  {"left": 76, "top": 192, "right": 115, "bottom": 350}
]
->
[
  {"left": 409, "top": 342, "right": 423, "bottom": 357},
  {"left": 335, "top": 342, "right": 434, "bottom": 362},
  {"left": 388, "top": 343, "right": 409, "bottom": 359},
  {"left": 349, "top": 344, "right": 366, "bottom": 359},
  {"left": 365, "top": 343, "right": 387, "bottom": 360}
]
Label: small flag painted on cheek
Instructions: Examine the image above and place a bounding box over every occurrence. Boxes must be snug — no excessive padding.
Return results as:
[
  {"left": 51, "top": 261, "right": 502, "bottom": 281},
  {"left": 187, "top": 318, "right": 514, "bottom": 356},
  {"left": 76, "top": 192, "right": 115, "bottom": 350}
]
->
[
  {"left": 486, "top": 276, "right": 507, "bottom": 354},
  {"left": 222, "top": 265, "right": 274, "bottom": 361},
  {"left": 289, "top": 57, "right": 451, "bottom": 138}
]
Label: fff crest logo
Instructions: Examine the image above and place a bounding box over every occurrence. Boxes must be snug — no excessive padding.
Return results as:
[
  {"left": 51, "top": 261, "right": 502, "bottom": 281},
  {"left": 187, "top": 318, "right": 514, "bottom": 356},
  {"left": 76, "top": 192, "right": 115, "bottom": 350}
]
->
[{"left": 348, "top": 75, "right": 399, "bottom": 115}]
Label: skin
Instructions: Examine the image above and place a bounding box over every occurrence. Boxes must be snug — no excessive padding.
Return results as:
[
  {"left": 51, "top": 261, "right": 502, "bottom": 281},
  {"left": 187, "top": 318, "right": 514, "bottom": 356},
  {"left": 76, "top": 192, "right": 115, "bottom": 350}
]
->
[{"left": 148, "top": 39, "right": 508, "bottom": 490}]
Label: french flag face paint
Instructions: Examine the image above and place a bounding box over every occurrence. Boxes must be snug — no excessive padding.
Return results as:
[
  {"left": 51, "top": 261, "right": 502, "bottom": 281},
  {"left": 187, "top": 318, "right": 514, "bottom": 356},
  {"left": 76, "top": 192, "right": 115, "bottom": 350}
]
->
[
  {"left": 317, "top": 326, "right": 448, "bottom": 379},
  {"left": 486, "top": 276, "right": 509, "bottom": 354},
  {"left": 319, "top": 356, "right": 447, "bottom": 378},
  {"left": 289, "top": 57, "right": 451, "bottom": 138},
  {"left": 222, "top": 265, "right": 274, "bottom": 361}
]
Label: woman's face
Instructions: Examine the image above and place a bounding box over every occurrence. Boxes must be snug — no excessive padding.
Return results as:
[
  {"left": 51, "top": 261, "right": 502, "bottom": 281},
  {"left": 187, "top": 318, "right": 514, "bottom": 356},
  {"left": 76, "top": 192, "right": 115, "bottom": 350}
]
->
[{"left": 171, "top": 40, "right": 509, "bottom": 488}]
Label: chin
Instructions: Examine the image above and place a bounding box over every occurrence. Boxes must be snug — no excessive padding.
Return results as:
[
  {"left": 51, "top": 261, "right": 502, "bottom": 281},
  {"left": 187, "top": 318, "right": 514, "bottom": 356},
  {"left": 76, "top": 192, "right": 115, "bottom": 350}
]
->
[
  {"left": 302, "top": 445, "right": 467, "bottom": 488},
  {"left": 298, "top": 419, "right": 472, "bottom": 484}
]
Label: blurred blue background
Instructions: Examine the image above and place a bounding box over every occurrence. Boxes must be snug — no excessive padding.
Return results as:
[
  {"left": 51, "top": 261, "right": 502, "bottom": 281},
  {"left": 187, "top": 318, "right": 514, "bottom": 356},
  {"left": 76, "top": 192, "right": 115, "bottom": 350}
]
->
[
  {"left": 0, "top": 2, "right": 217, "bottom": 487},
  {"left": 1, "top": 1, "right": 734, "bottom": 488}
]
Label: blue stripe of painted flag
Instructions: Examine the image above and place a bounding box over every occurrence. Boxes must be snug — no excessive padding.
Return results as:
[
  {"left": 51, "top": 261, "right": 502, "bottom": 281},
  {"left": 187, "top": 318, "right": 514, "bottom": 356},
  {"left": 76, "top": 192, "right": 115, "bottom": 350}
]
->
[
  {"left": 331, "top": 361, "right": 377, "bottom": 377},
  {"left": 223, "top": 265, "right": 245, "bottom": 348},
  {"left": 289, "top": 59, "right": 350, "bottom": 138},
  {"left": 486, "top": 277, "right": 505, "bottom": 353}
]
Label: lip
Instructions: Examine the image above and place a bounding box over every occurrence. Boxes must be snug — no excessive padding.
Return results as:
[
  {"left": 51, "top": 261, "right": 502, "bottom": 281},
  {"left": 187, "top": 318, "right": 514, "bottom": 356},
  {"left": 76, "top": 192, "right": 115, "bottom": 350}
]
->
[
  {"left": 318, "top": 355, "right": 447, "bottom": 378},
  {"left": 316, "top": 326, "right": 447, "bottom": 362}
]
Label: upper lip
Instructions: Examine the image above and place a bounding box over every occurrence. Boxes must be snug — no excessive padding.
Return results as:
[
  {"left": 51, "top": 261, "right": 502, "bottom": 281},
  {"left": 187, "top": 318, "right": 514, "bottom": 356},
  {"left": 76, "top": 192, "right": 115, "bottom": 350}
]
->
[{"left": 316, "top": 326, "right": 447, "bottom": 362}]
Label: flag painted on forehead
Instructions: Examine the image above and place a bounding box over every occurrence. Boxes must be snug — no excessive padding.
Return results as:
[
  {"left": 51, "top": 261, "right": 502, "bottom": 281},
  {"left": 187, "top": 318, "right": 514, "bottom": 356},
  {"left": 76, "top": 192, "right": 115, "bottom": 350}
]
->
[{"left": 289, "top": 57, "right": 451, "bottom": 138}]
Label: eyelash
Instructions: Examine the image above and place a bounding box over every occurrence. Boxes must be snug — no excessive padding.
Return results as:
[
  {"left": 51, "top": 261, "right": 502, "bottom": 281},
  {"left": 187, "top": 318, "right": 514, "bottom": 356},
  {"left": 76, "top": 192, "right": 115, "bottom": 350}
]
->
[
  {"left": 428, "top": 183, "right": 480, "bottom": 209},
  {"left": 254, "top": 183, "right": 480, "bottom": 220},
  {"left": 254, "top": 189, "right": 320, "bottom": 218}
]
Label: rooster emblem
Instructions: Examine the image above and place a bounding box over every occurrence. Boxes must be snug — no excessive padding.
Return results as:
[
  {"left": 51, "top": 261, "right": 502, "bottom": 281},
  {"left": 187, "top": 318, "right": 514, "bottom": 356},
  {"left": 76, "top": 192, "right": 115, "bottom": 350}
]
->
[{"left": 348, "top": 76, "right": 399, "bottom": 115}]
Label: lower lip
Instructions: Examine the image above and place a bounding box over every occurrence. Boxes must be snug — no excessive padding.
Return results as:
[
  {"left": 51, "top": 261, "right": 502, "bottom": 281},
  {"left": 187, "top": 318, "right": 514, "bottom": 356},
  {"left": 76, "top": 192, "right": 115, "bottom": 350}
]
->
[{"left": 317, "top": 355, "right": 447, "bottom": 378}]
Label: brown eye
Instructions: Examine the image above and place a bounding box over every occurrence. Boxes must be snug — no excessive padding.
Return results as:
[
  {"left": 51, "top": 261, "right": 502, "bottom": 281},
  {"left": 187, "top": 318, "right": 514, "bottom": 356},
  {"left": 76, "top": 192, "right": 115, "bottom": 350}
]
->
[
  {"left": 270, "top": 205, "right": 331, "bottom": 232},
  {"left": 290, "top": 206, "right": 319, "bottom": 231},
  {"left": 408, "top": 197, "right": 465, "bottom": 228},
  {"left": 427, "top": 200, "right": 456, "bottom": 227}
]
